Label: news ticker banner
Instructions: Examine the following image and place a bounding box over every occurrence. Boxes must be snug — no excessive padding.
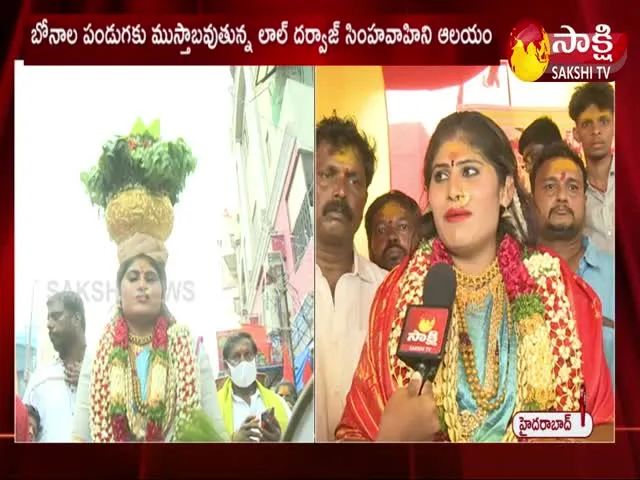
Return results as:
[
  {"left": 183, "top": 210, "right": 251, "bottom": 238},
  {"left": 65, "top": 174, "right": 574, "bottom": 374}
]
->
[{"left": 23, "top": 15, "right": 627, "bottom": 82}]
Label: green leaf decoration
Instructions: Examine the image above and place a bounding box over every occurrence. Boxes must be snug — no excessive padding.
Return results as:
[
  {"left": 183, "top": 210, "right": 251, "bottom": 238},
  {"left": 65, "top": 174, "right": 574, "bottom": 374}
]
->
[
  {"left": 109, "top": 348, "right": 129, "bottom": 365},
  {"left": 81, "top": 118, "right": 197, "bottom": 210},
  {"left": 147, "top": 119, "right": 161, "bottom": 140},
  {"left": 511, "top": 293, "right": 545, "bottom": 323},
  {"left": 129, "top": 117, "right": 147, "bottom": 136},
  {"left": 147, "top": 404, "right": 166, "bottom": 423},
  {"left": 110, "top": 404, "right": 126, "bottom": 416},
  {"left": 176, "top": 409, "right": 226, "bottom": 442}
]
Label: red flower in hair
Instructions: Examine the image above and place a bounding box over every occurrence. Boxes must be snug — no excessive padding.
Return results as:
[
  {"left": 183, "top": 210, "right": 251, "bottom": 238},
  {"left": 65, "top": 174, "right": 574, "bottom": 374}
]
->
[{"left": 113, "top": 317, "right": 128, "bottom": 348}]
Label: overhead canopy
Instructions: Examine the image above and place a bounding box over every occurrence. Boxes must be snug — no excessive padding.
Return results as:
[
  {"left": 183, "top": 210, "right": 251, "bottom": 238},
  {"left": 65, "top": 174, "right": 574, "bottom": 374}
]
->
[{"left": 382, "top": 66, "right": 488, "bottom": 91}]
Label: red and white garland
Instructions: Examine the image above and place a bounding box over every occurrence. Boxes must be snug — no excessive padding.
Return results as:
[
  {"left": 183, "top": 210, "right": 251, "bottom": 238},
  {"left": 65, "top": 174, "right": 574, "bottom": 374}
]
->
[
  {"left": 387, "top": 235, "right": 584, "bottom": 441},
  {"left": 89, "top": 317, "right": 201, "bottom": 442}
]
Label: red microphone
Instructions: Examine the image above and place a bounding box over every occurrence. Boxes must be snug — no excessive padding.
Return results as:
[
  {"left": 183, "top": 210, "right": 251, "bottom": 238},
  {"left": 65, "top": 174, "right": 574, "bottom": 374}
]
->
[{"left": 396, "top": 262, "right": 457, "bottom": 393}]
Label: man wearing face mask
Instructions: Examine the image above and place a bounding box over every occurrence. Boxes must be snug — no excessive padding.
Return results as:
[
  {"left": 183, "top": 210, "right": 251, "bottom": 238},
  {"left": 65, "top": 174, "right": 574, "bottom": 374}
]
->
[
  {"left": 365, "top": 190, "right": 421, "bottom": 271},
  {"left": 217, "top": 332, "right": 292, "bottom": 442},
  {"left": 23, "top": 291, "right": 86, "bottom": 442}
]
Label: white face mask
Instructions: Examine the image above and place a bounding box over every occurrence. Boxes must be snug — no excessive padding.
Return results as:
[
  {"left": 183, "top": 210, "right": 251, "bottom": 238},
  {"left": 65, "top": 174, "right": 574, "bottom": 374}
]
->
[{"left": 227, "top": 359, "right": 257, "bottom": 388}]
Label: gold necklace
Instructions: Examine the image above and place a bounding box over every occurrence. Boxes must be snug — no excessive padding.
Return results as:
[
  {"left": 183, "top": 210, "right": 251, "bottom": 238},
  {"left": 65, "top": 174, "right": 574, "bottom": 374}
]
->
[
  {"left": 457, "top": 276, "right": 504, "bottom": 406},
  {"left": 124, "top": 329, "right": 170, "bottom": 440},
  {"left": 457, "top": 284, "right": 510, "bottom": 438},
  {"left": 129, "top": 332, "right": 153, "bottom": 346},
  {"left": 439, "top": 298, "right": 515, "bottom": 442},
  {"left": 128, "top": 333, "right": 152, "bottom": 366},
  {"left": 454, "top": 260, "right": 502, "bottom": 403},
  {"left": 453, "top": 259, "right": 500, "bottom": 311},
  {"left": 446, "top": 260, "right": 512, "bottom": 440},
  {"left": 124, "top": 362, "right": 147, "bottom": 440}
]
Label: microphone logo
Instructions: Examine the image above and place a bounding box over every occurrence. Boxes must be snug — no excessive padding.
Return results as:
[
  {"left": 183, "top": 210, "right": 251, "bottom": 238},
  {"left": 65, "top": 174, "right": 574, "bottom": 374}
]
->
[
  {"left": 419, "top": 318, "right": 435, "bottom": 332},
  {"left": 407, "top": 317, "right": 438, "bottom": 346},
  {"left": 399, "top": 306, "right": 449, "bottom": 356}
]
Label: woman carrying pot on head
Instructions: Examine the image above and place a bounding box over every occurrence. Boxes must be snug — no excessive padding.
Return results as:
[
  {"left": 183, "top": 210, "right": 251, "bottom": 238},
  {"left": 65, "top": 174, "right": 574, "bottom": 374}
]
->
[{"left": 72, "top": 120, "right": 227, "bottom": 442}]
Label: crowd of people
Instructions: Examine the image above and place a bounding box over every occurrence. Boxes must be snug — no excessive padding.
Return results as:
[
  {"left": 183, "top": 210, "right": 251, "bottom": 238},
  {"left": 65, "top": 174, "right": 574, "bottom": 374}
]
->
[
  {"left": 17, "top": 293, "right": 301, "bottom": 443},
  {"left": 316, "top": 82, "right": 615, "bottom": 442}
]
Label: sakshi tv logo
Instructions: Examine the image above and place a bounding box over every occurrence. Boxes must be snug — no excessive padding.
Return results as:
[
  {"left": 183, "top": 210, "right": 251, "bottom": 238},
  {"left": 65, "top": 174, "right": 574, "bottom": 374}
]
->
[{"left": 507, "top": 20, "right": 627, "bottom": 82}]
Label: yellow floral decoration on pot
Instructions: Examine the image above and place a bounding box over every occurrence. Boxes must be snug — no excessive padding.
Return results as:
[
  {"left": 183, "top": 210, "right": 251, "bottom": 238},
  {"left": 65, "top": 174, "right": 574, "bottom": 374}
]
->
[{"left": 106, "top": 188, "right": 174, "bottom": 244}]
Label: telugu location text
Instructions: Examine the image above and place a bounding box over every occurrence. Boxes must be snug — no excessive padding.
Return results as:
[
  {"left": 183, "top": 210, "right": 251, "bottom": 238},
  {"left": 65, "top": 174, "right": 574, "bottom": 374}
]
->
[{"left": 550, "top": 65, "right": 611, "bottom": 81}]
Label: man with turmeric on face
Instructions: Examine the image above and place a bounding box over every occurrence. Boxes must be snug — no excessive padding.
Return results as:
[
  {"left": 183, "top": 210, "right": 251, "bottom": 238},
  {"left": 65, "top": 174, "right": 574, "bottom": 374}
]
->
[
  {"left": 530, "top": 141, "right": 615, "bottom": 387},
  {"left": 315, "top": 113, "right": 387, "bottom": 441},
  {"left": 365, "top": 190, "right": 421, "bottom": 271}
]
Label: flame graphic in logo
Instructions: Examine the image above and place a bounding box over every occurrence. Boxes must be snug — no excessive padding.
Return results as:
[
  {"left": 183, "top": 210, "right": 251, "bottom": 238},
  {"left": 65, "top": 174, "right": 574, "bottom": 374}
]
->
[{"left": 418, "top": 318, "right": 435, "bottom": 333}]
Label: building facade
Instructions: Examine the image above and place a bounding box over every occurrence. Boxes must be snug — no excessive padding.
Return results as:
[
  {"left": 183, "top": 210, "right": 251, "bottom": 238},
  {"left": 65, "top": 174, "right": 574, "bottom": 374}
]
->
[
  {"left": 228, "top": 66, "right": 314, "bottom": 391},
  {"left": 219, "top": 209, "right": 243, "bottom": 326}
]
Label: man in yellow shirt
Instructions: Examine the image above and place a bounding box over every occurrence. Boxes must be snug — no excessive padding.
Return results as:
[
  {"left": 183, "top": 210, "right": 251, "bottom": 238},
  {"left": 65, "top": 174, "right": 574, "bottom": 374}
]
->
[{"left": 217, "top": 332, "right": 292, "bottom": 442}]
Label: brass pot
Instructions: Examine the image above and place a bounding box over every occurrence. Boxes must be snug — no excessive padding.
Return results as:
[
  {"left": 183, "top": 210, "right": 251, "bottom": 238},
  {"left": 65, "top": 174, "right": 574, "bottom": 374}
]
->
[{"left": 106, "top": 188, "right": 174, "bottom": 243}]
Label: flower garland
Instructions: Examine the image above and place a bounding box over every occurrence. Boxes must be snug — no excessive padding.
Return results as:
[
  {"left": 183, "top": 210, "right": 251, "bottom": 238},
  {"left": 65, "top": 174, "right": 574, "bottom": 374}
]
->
[
  {"left": 387, "top": 234, "right": 584, "bottom": 442},
  {"left": 89, "top": 316, "right": 201, "bottom": 442},
  {"left": 170, "top": 324, "right": 202, "bottom": 440},
  {"left": 110, "top": 316, "right": 169, "bottom": 441}
]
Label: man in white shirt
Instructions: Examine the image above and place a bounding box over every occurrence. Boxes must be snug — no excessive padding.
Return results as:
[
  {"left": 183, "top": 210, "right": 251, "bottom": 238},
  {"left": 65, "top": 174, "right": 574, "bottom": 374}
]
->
[
  {"left": 23, "top": 291, "right": 86, "bottom": 442},
  {"left": 315, "top": 113, "right": 388, "bottom": 441},
  {"left": 569, "top": 82, "right": 615, "bottom": 254}
]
